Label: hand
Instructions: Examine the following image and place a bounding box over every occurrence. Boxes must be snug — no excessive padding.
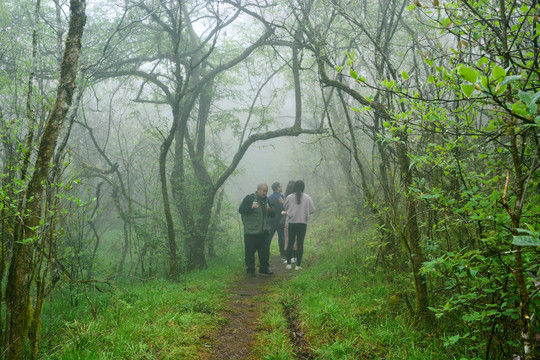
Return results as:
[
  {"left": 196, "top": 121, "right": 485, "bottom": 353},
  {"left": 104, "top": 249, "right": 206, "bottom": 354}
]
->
[
  {"left": 252, "top": 202, "right": 259, "bottom": 209},
  {"left": 279, "top": 197, "right": 285, "bottom": 204}
]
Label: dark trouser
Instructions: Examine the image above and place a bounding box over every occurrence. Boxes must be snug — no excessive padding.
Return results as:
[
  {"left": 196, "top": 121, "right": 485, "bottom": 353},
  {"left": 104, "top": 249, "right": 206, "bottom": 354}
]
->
[
  {"left": 269, "top": 222, "right": 285, "bottom": 257},
  {"left": 244, "top": 233, "right": 270, "bottom": 273},
  {"left": 287, "top": 223, "right": 307, "bottom": 266}
]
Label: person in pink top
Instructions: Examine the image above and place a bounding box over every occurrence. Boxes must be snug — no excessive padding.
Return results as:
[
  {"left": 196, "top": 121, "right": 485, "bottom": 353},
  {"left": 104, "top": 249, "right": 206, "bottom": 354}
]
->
[
  {"left": 282, "top": 181, "right": 297, "bottom": 263},
  {"left": 283, "top": 180, "right": 315, "bottom": 270}
]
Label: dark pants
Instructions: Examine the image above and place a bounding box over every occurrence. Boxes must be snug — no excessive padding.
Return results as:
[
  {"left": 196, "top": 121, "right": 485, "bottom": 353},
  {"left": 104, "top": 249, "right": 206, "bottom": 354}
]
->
[
  {"left": 269, "top": 222, "right": 285, "bottom": 257},
  {"left": 244, "top": 233, "right": 270, "bottom": 274},
  {"left": 287, "top": 223, "right": 307, "bottom": 266}
]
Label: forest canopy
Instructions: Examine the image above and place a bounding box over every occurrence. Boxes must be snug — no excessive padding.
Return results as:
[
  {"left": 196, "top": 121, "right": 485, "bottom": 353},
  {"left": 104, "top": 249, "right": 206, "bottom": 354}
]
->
[{"left": 0, "top": 0, "right": 538, "bottom": 359}]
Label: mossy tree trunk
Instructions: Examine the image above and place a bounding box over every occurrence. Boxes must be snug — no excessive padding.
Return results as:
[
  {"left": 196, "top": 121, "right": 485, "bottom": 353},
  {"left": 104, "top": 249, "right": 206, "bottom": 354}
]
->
[{"left": 4, "top": 1, "right": 86, "bottom": 358}]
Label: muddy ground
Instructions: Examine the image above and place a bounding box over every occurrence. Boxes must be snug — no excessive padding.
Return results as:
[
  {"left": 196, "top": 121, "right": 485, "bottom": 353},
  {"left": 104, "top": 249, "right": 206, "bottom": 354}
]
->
[{"left": 201, "top": 255, "right": 311, "bottom": 359}]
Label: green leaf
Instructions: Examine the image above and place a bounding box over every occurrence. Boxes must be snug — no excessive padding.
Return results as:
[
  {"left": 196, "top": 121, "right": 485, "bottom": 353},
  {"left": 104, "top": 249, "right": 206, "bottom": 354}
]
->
[
  {"left": 407, "top": 4, "right": 416, "bottom": 10},
  {"left": 444, "top": 334, "right": 462, "bottom": 346},
  {"left": 531, "top": 90, "right": 540, "bottom": 104},
  {"left": 491, "top": 65, "right": 506, "bottom": 81},
  {"left": 402, "top": 70, "right": 409, "bottom": 80},
  {"left": 478, "top": 57, "right": 489, "bottom": 67},
  {"left": 516, "top": 226, "right": 537, "bottom": 236},
  {"left": 512, "top": 235, "right": 540, "bottom": 247},
  {"left": 495, "top": 84, "right": 507, "bottom": 95},
  {"left": 511, "top": 101, "right": 527, "bottom": 115},
  {"left": 481, "top": 76, "right": 489, "bottom": 90},
  {"left": 350, "top": 69, "right": 358, "bottom": 79},
  {"left": 500, "top": 75, "right": 522, "bottom": 85},
  {"left": 419, "top": 193, "right": 440, "bottom": 200},
  {"left": 461, "top": 84, "right": 475, "bottom": 97},
  {"left": 458, "top": 66, "right": 477, "bottom": 83},
  {"left": 528, "top": 103, "right": 538, "bottom": 115},
  {"left": 519, "top": 91, "right": 532, "bottom": 104}
]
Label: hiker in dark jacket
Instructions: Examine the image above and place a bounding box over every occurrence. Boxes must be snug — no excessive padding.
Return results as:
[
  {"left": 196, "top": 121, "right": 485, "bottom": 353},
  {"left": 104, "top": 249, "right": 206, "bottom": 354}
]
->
[
  {"left": 268, "top": 182, "right": 286, "bottom": 259},
  {"left": 238, "top": 183, "right": 275, "bottom": 277}
]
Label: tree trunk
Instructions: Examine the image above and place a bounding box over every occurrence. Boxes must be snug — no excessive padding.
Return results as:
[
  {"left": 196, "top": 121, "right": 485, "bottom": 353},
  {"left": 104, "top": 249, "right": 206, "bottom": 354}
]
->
[
  {"left": 112, "top": 187, "right": 130, "bottom": 274},
  {"left": 159, "top": 131, "right": 179, "bottom": 278},
  {"left": 396, "top": 132, "right": 431, "bottom": 324},
  {"left": 4, "top": 1, "right": 86, "bottom": 357},
  {"left": 207, "top": 189, "right": 225, "bottom": 260},
  {"left": 187, "top": 199, "right": 213, "bottom": 270},
  {"left": 505, "top": 127, "right": 535, "bottom": 359}
]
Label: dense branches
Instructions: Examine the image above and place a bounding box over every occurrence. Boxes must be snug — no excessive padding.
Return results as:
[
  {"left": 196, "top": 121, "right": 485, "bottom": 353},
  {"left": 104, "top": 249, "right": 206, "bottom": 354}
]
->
[{"left": 0, "top": 0, "right": 537, "bottom": 358}]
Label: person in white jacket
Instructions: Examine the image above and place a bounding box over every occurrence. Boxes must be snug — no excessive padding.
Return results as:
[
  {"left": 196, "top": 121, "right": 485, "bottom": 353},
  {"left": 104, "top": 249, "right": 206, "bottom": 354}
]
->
[{"left": 283, "top": 180, "right": 315, "bottom": 270}]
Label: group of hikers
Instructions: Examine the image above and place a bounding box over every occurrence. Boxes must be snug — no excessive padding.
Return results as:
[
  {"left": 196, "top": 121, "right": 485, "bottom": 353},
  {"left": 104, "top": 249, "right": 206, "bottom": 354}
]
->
[{"left": 239, "top": 180, "right": 315, "bottom": 277}]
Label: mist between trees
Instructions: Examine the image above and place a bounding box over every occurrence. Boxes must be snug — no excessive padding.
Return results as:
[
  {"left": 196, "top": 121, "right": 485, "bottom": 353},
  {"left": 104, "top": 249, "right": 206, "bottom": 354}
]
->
[{"left": 0, "top": 0, "right": 538, "bottom": 359}]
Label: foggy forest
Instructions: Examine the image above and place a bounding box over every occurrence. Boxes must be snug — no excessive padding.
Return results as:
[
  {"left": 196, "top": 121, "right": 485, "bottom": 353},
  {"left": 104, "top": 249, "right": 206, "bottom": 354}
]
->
[{"left": 0, "top": 0, "right": 539, "bottom": 359}]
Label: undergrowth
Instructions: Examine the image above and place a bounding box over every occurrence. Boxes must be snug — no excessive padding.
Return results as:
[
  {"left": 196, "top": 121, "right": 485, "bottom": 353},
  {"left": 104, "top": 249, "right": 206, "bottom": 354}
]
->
[
  {"left": 39, "top": 215, "right": 471, "bottom": 359},
  {"left": 256, "top": 215, "right": 452, "bottom": 360},
  {"left": 39, "top": 253, "right": 242, "bottom": 359}
]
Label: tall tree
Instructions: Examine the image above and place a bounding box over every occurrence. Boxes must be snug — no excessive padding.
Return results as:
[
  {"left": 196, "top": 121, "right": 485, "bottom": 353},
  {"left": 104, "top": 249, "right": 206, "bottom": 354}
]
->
[
  {"left": 409, "top": 0, "right": 539, "bottom": 356},
  {"left": 91, "top": 0, "right": 323, "bottom": 274},
  {"left": 291, "top": 0, "right": 434, "bottom": 322},
  {"left": 4, "top": 0, "right": 87, "bottom": 357}
]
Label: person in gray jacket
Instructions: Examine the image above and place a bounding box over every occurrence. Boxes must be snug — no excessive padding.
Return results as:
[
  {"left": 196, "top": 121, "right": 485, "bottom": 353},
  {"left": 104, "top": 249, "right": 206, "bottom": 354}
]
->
[{"left": 238, "top": 183, "right": 275, "bottom": 276}]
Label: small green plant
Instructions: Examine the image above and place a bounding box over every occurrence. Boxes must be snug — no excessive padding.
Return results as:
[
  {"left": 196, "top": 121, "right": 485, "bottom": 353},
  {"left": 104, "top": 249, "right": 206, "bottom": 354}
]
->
[
  {"left": 40, "top": 249, "right": 243, "bottom": 359},
  {"left": 256, "top": 217, "right": 451, "bottom": 359}
]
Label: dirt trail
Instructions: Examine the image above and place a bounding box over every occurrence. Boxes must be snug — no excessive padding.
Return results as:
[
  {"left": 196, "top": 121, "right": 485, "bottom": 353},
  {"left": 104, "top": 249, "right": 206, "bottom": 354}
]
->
[{"left": 202, "top": 255, "right": 296, "bottom": 359}]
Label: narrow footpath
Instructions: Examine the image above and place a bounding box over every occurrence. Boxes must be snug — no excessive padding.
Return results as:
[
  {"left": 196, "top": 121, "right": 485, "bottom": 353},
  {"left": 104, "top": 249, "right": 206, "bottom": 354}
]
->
[{"left": 201, "top": 255, "right": 296, "bottom": 359}]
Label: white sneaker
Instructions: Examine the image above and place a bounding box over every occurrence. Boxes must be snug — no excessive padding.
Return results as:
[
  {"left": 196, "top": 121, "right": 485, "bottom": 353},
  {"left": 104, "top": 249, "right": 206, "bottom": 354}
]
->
[
  {"left": 285, "top": 264, "right": 292, "bottom": 270},
  {"left": 292, "top": 258, "right": 296, "bottom": 263},
  {"left": 295, "top": 266, "right": 302, "bottom": 270}
]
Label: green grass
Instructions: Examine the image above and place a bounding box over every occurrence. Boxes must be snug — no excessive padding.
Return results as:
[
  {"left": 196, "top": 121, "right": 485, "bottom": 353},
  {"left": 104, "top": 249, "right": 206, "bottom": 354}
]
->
[
  {"left": 40, "top": 253, "right": 243, "bottom": 359},
  {"left": 40, "top": 216, "right": 458, "bottom": 359},
  {"left": 254, "top": 217, "right": 452, "bottom": 360},
  {"left": 253, "top": 290, "right": 294, "bottom": 360}
]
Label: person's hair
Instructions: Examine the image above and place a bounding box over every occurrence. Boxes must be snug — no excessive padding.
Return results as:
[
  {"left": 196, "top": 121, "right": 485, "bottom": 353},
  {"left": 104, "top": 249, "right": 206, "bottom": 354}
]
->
[
  {"left": 271, "top": 182, "right": 280, "bottom": 192},
  {"left": 285, "top": 181, "right": 295, "bottom": 197},
  {"left": 294, "top": 180, "right": 305, "bottom": 204},
  {"left": 257, "top": 183, "right": 268, "bottom": 191}
]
